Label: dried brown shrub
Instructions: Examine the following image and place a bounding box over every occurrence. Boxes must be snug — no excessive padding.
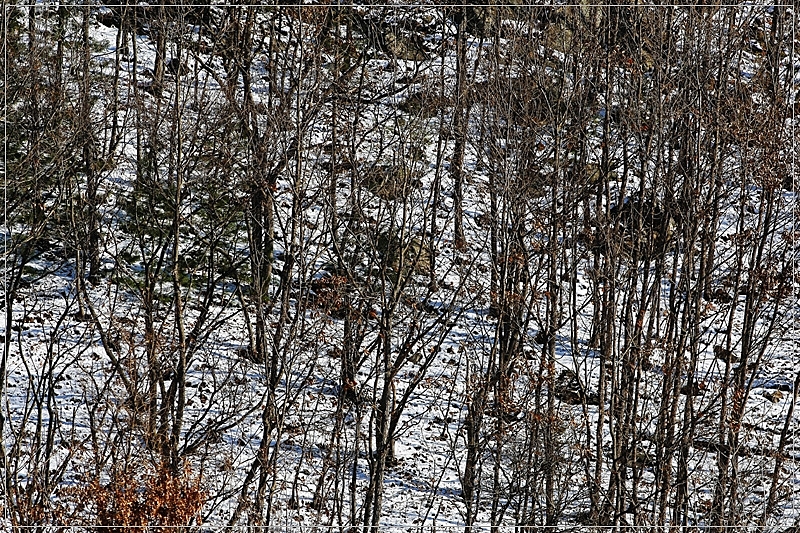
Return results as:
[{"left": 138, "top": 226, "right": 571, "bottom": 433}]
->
[
  {"left": 308, "top": 274, "right": 349, "bottom": 318},
  {"left": 70, "top": 461, "right": 205, "bottom": 532}
]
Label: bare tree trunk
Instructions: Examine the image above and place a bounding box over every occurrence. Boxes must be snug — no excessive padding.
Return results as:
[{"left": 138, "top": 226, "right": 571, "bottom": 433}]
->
[
  {"left": 152, "top": 2, "right": 167, "bottom": 95},
  {"left": 451, "top": 7, "right": 468, "bottom": 251},
  {"left": 81, "top": 5, "right": 100, "bottom": 284},
  {"left": 168, "top": 29, "right": 187, "bottom": 473}
]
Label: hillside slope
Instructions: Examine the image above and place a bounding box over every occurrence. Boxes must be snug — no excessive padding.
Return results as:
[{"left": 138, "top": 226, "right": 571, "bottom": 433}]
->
[{"left": 2, "top": 3, "right": 799, "bottom": 529}]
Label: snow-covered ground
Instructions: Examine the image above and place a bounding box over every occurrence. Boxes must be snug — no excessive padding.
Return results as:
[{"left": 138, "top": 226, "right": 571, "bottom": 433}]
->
[{"left": 2, "top": 3, "right": 799, "bottom": 529}]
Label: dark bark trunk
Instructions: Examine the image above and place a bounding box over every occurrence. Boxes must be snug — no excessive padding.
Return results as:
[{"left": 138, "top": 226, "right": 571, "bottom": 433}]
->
[{"left": 451, "top": 7, "right": 468, "bottom": 251}]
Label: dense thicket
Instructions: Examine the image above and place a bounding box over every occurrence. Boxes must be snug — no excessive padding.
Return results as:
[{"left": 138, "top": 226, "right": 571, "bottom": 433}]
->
[{"left": 1, "top": 3, "right": 798, "bottom": 529}]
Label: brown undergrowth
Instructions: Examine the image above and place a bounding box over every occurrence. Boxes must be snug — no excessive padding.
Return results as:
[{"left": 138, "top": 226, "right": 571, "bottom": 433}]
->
[{"left": 68, "top": 461, "right": 206, "bottom": 532}]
